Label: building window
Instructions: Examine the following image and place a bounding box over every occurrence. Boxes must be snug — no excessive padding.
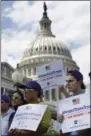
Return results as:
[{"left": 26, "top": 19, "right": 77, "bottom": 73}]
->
[
  {"left": 64, "top": 49, "right": 66, "bottom": 52},
  {"left": 34, "top": 68, "right": 36, "bottom": 75},
  {"left": 49, "top": 46, "right": 52, "bottom": 53},
  {"left": 36, "top": 48, "right": 38, "bottom": 51},
  {"left": 41, "top": 24, "right": 43, "bottom": 29},
  {"left": 23, "top": 69, "right": 26, "bottom": 76},
  {"left": 1, "top": 66, "right": 4, "bottom": 71},
  {"left": 1, "top": 87, "right": 4, "bottom": 94},
  {"left": 45, "top": 90, "right": 49, "bottom": 100},
  {"left": 45, "top": 46, "right": 47, "bottom": 50},
  {"left": 32, "top": 68, "right": 36, "bottom": 75},
  {"left": 44, "top": 24, "right": 46, "bottom": 29},
  {"left": 59, "top": 89, "right": 62, "bottom": 100},
  {"left": 49, "top": 46, "right": 51, "bottom": 50},
  {"left": 53, "top": 47, "right": 56, "bottom": 54},
  {"left": 61, "top": 48, "right": 63, "bottom": 52},
  {"left": 6, "top": 67, "right": 12, "bottom": 78},
  {"left": 40, "top": 46, "right": 42, "bottom": 50},
  {"left": 53, "top": 47, "right": 56, "bottom": 51},
  {"left": 67, "top": 68, "right": 69, "bottom": 73},
  {"left": 28, "top": 69, "right": 31, "bottom": 76},
  {"left": 5, "top": 89, "right": 8, "bottom": 94},
  {"left": 58, "top": 48, "right": 60, "bottom": 54},
  {"left": 51, "top": 88, "right": 56, "bottom": 101}
]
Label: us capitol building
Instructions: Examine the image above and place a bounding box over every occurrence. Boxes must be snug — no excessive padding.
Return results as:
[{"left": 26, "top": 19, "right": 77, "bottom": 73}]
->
[{"left": 18, "top": 2, "right": 79, "bottom": 107}]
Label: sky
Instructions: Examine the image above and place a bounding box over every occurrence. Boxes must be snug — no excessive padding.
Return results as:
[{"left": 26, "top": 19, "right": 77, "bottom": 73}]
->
[{"left": 1, "top": 1, "right": 90, "bottom": 85}]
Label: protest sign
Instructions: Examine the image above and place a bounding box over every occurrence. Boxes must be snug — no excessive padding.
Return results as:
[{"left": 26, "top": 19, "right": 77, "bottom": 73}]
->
[
  {"left": 10, "top": 104, "right": 47, "bottom": 131},
  {"left": 58, "top": 92, "right": 90, "bottom": 133},
  {"left": 36, "top": 60, "right": 65, "bottom": 90}
]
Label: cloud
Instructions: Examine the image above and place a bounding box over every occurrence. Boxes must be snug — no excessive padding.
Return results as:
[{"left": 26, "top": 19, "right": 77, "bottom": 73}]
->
[
  {"left": 1, "top": 1, "right": 90, "bottom": 85},
  {"left": 1, "top": 28, "right": 36, "bottom": 68},
  {"left": 3, "top": 1, "right": 42, "bottom": 28},
  {"left": 71, "top": 45, "right": 90, "bottom": 84}
]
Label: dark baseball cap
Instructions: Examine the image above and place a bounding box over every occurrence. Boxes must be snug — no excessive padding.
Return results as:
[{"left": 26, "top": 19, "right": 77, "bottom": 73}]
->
[
  {"left": 25, "top": 80, "right": 42, "bottom": 97},
  {"left": 1, "top": 94, "right": 10, "bottom": 103},
  {"left": 68, "top": 70, "right": 86, "bottom": 89}
]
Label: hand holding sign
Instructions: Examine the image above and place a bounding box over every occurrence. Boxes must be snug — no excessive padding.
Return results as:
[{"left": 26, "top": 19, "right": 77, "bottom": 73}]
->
[
  {"left": 58, "top": 85, "right": 70, "bottom": 97},
  {"left": 58, "top": 93, "right": 90, "bottom": 133},
  {"left": 57, "top": 113, "right": 64, "bottom": 123},
  {"left": 9, "top": 104, "right": 47, "bottom": 131},
  {"left": 8, "top": 128, "right": 32, "bottom": 136}
]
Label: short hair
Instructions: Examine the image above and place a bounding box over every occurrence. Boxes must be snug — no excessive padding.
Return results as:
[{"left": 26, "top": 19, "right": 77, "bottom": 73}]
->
[
  {"left": 12, "top": 90, "right": 26, "bottom": 104},
  {"left": 68, "top": 70, "right": 86, "bottom": 90}
]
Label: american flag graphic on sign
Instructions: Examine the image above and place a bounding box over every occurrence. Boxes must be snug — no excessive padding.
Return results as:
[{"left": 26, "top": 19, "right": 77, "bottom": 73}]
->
[
  {"left": 74, "top": 120, "right": 78, "bottom": 124},
  {"left": 45, "top": 65, "right": 50, "bottom": 70},
  {"left": 47, "top": 82, "right": 50, "bottom": 85},
  {"left": 72, "top": 98, "right": 80, "bottom": 105}
]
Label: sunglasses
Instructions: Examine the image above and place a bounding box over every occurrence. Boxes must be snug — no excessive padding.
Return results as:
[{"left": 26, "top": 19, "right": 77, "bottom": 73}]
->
[
  {"left": 24, "top": 89, "right": 35, "bottom": 93},
  {"left": 12, "top": 96, "right": 21, "bottom": 100}
]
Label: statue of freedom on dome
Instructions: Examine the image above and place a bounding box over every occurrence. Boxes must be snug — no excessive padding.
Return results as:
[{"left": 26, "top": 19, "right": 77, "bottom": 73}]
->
[{"left": 44, "top": 2, "right": 47, "bottom": 12}]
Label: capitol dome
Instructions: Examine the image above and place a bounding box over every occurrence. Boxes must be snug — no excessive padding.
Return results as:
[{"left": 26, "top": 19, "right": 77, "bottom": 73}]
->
[
  {"left": 23, "top": 36, "right": 72, "bottom": 59},
  {"left": 19, "top": 2, "right": 79, "bottom": 79}
]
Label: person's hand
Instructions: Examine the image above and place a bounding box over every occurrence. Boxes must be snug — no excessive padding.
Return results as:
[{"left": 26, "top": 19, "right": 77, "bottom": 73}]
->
[
  {"left": 18, "top": 129, "right": 31, "bottom": 136},
  {"left": 8, "top": 129, "right": 20, "bottom": 136},
  {"left": 59, "top": 85, "right": 66, "bottom": 92},
  {"left": 57, "top": 114, "right": 64, "bottom": 123},
  {"left": 8, "top": 129, "right": 31, "bottom": 136},
  {"left": 59, "top": 85, "right": 70, "bottom": 97}
]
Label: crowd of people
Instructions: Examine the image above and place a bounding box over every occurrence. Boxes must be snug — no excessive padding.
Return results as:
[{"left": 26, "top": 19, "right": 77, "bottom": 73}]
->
[{"left": 1, "top": 70, "right": 91, "bottom": 136}]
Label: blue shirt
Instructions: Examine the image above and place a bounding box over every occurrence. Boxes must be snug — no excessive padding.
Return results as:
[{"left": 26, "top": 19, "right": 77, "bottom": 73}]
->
[{"left": 1, "top": 108, "right": 15, "bottom": 136}]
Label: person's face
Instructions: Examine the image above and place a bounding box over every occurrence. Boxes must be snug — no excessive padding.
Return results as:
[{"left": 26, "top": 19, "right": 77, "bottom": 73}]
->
[
  {"left": 12, "top": 92, "right": 23, "bottom": 107},
  {"left": 66, "top": 74, "right": 81, "bottom": 93},
  {"left": 1, "top": 100, "right": 9, "bottom": 112},
  {"left": 24, "top": 89, "right": 38, "bottom": 103}
]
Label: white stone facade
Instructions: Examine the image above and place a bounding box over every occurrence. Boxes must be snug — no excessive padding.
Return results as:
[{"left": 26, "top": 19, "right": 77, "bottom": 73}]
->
[{"left": 1, "top": 62, "right": 15, "bottom": 94}]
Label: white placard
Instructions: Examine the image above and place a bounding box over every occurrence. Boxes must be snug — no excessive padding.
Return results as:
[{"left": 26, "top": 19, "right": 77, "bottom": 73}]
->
[
  {"left": 10, "top": 104, "right": 47, "bottom": 131},
  {"left": 58, "top": 92, "right": 91, "bottom": 133},
  {"left": 36, "top": 60, "right": 65, "bottom": 90}
]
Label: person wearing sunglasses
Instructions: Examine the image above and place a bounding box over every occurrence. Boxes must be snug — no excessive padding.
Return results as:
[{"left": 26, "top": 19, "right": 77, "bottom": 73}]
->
[{"left": 8, "top": 80, "right": 51, "bottom": 136}]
